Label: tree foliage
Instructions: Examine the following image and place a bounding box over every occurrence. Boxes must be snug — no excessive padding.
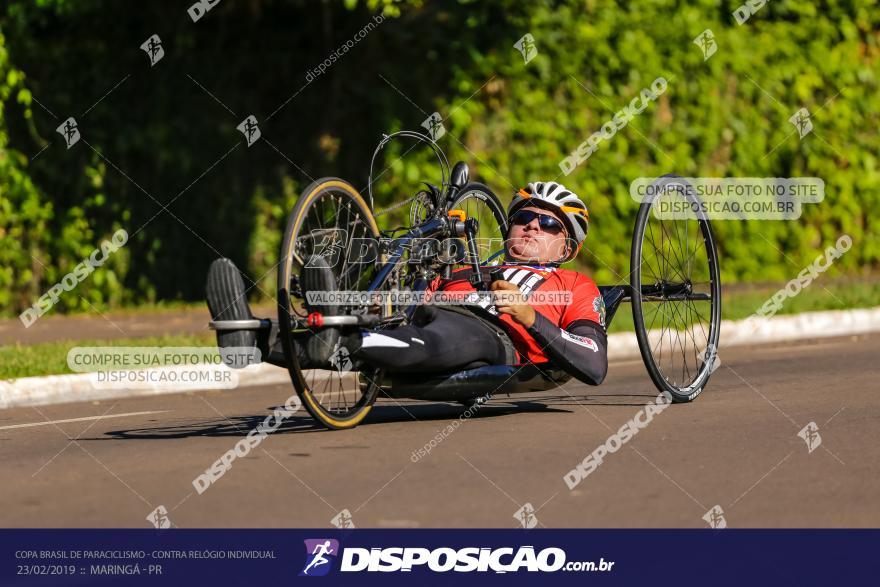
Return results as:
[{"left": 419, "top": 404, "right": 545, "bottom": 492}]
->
[{"left": 0, "top": 0, "right": 877, "bottom": 315}]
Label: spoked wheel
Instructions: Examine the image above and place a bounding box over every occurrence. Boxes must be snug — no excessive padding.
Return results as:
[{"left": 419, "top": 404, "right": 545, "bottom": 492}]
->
[
  {"left": 278, "top": 178, "right": 384, "bottom": 429},
  {"left": 631, "top": 176, "right": 721, "bottom": 402},
  {"left": 450, "top": 182, "right": 508, "bottom": 266}
]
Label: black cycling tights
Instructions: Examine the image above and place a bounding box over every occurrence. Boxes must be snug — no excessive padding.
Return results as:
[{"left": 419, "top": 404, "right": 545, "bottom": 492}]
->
[{"left": 348, "top": 306, "right": 509, "bottom": 373}]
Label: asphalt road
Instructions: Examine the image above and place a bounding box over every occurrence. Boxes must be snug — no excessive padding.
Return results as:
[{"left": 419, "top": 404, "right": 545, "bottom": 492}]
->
[{"left": 1, "top": 333, "right": 878, "bottom": 528}]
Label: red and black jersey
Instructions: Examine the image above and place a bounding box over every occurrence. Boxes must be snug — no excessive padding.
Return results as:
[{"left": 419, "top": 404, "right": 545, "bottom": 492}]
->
[{"left": 427, "top": 265, "right": 607, "bottom": 367}]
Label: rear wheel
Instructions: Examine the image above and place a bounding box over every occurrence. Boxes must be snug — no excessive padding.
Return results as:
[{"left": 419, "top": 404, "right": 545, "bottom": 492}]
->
[
  {"left": 278, "top": 178, "right": 384, "bottom": 429},
  {"left": 630, "top": 176, "right": 721, "bottom": 403}
]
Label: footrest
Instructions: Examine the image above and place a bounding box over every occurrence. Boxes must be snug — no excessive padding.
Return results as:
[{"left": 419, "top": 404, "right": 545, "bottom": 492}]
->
[
  {"left": 209, "top": 318, "right": 273, "bottom": 331},
  {"left": 305, "top": 313, "right": 380, "bottom": 328}
]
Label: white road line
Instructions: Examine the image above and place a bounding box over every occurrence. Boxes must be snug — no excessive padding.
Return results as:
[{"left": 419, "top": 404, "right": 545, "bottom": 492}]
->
[{"left": 0, "top": 410, "right": 169, "bottom": 431}]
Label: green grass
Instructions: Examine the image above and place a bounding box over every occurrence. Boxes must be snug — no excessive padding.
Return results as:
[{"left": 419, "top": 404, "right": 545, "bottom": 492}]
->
[
  {"left": 0, "top": 333, "right": 216, "bottom": 380},
  {"left": 2, "top": 280, "right": 877, "bottom": 379},
  {"left": 0, "top": 300, "right": 204, "bottom": 321}
]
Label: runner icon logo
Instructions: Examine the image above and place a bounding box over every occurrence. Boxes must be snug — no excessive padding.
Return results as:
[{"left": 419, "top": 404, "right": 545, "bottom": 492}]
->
[
  {"left": 300, "top": 539, "right": 339, "bottom": 577},
  {"left": 789, "top": 108, "right": 813, "bottom": 139},
  {"left": 513, "top": 503, "right": 538, "bottom": 529},
  {"left": 140, "top": 34, "right": 164, "bottom": 66},
  {"left": 56, "top": 117, "right": 80, "bottom": 149},
  {"left": 237, "top": 115, "right": 261, "bottom": 146},
  {"left": 330, "top": 346, "right": 353, "bottom": 373},
  {"left": 700, "top": 343, "right": 721, "bottom": 374},
  {"left": 421, "top": 112, "right": 445, "bottom": 141},
  {"left": 331, "top": 509, "right": 356, "bottom": 529},
  {"left": 798, "top": 421, "right": 822, "bottom": 453},
  {"left": 146, "top": 505, "right": 172, "bottom": 529},
  {"left": 514, "top": 33, "right": 538, "bottom": 64},
  {"left": 702, "top": 505, "right": 727, "bottom": 529},
  {"left": 693, "top": 29, "right": 717, "bottom": 60}
]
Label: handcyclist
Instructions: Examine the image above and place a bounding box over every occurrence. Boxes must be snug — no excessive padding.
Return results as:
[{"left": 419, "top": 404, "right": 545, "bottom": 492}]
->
[
  {"left": 300, "top": 181, "right": 608, "bottom": 386},
  {"left": 207, "top": 182, "right": 607, "bottom": 386}
]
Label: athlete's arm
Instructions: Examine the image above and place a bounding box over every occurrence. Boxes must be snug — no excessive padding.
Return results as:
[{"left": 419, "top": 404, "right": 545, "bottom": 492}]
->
[{"left": 526, "top": 313, "right": 608, "bottom": 386}]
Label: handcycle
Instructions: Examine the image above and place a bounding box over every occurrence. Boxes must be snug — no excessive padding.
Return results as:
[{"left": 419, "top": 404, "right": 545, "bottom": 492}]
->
[{"left": 210, "top": 132, "right": 721, "bottom": 430}]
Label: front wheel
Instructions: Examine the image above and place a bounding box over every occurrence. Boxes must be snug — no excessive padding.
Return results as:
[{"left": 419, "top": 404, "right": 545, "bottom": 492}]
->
[
  {"left": 278, "top": 177, "right": 384, "bottom": 429},
  {"left": 630, "top": 175, "right": 722, "bottom": 403},
  {"left": 450, "top": 182, "right": 508, "bottom": 266}
]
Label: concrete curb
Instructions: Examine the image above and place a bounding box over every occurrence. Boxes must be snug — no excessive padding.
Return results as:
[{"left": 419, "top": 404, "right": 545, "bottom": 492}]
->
[
  {"left": 3, "top": 306, "right": 879, "bottom": 410},
  {"left": 0, "top": 363, "right": 292, "bottom": 410},
  {"left": 606, "top": 306, "right": 880, "bottom": 361}
]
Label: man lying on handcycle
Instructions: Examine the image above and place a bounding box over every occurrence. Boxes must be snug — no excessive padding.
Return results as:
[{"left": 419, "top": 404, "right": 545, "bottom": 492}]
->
[
  {"left": 208, "top": 181, "right": 607, "bottom": 386},
  {"left": 314, "top": 180, "right": 606, "bottom": 385}
]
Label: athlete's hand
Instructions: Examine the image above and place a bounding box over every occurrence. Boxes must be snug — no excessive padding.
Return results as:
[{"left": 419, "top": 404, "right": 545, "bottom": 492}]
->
[{"left": 491, "top": 280, "right": 536, "bottom": 328}]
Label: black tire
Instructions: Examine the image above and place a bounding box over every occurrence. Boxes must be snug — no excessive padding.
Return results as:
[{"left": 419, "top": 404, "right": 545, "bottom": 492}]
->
[
  {"left": 206, "top": 258, "right": 256, "bottom": 354},
  {"left": 630, "top": 176, "right": 721, "bottom": 402},
  {"left": 278, "top": 178, "right": 384, "bottom": 430},
  {"left": 449, "top": 182, "right": 509, "bottom": 266}
]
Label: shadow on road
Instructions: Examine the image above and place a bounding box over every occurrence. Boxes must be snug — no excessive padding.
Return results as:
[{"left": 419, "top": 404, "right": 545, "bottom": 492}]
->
[{"left": 94, "top": 391, "right": 659, "bottom": 440}]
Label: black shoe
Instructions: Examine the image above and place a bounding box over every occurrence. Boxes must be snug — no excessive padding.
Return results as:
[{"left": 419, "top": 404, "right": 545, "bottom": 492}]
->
[
  {"left": 206, "top": 258, "right": 257, "bottom": 367},
  {"left": 301, "top": 255, "right": 341, "bottom": 367}
]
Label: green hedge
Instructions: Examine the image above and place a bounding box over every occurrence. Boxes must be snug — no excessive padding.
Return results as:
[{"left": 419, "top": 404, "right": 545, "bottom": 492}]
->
[{"left": 1, "top": 0, "right": 877, "bottom": 316}]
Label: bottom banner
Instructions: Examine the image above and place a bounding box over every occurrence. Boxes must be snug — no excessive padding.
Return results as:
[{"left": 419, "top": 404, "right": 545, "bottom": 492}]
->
[{"left": 1, "top": 529, "right": 876, "bottom": 585}]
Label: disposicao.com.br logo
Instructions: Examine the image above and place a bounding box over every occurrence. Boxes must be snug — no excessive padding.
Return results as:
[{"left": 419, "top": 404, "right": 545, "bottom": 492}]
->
[{"left": 300, "top": 541, "right": 614, "bottom": 575}]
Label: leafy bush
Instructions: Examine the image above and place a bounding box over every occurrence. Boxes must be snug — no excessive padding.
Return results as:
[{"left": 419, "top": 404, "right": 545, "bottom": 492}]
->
[{"left": 1, "top": 0, "right": 877, "bottom": 316}]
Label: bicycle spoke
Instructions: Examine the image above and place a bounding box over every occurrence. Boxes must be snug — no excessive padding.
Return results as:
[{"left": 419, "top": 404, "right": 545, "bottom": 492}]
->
[
  {"left": 283, "top": 184, "right": 386, "bottom": 425},
  {"left": 639, "top": 201, "right": 719, "bottom": 393},
  {"left": 645, "top": 221, "right": 666, "bottom": 282}
]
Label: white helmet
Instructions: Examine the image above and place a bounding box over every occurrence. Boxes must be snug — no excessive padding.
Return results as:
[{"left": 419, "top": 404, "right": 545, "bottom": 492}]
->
[{"left": 507, "top": 181, "right": 590, "bottom": 263}]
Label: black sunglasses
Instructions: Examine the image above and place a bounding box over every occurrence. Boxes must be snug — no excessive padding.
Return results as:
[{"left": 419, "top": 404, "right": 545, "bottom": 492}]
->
[{"left": 510, "top": 209, "right": 565, "bottom": 234}]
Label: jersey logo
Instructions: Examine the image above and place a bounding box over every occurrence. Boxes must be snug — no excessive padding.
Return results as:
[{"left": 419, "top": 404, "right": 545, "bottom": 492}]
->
[
  {"left": 560, "top": 330, "right": 599, "bottom": 352},
  {"left": 593, "top": 295, "right": 607, "bottom": 327}
]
